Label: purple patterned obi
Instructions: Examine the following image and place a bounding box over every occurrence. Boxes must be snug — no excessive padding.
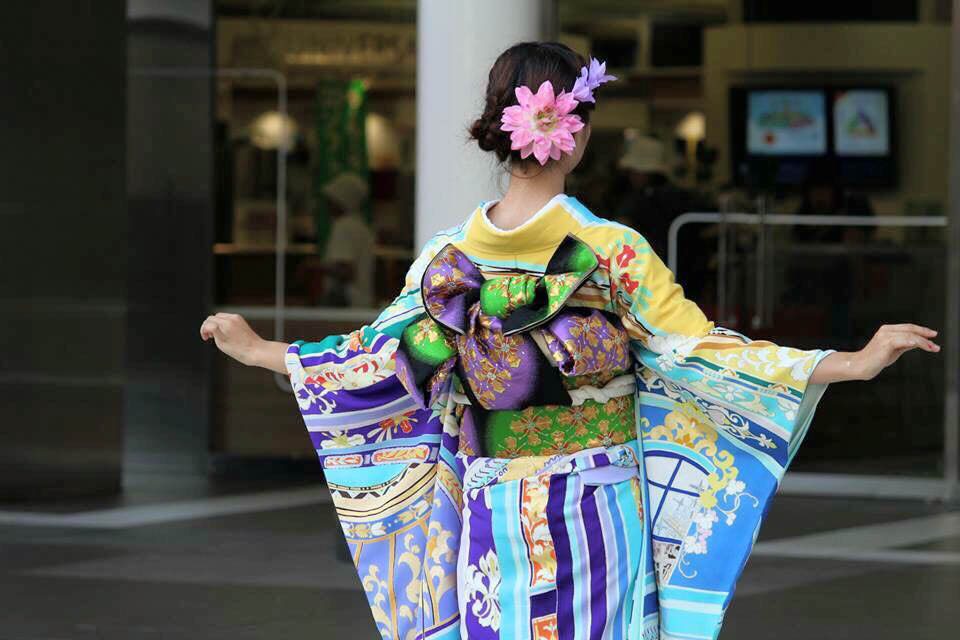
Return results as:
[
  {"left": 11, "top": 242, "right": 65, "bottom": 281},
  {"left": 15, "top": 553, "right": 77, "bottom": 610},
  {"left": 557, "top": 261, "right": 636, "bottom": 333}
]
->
[{"left": 393, "top": 235, "right": 635, "bottom": 456}]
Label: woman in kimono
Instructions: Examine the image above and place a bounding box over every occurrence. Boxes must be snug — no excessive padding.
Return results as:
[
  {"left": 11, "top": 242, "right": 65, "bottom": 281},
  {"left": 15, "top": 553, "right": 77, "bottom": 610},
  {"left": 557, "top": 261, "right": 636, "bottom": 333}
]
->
[{"left": 201, "top": 42, "right": 939, "bottom": 640}]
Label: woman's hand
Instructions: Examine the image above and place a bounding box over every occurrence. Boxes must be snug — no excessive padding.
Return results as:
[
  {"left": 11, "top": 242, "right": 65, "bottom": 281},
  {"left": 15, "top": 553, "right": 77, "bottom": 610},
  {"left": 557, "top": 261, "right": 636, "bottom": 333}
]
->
[
  {"left": 200, "top": 312, "right": 267, "bottom": 367},
  {"left": 851, "top": 323, "right": 940, "bottom": 381},
  {"left": 809, "top": 324, "right": 939, "bottom": 384}
]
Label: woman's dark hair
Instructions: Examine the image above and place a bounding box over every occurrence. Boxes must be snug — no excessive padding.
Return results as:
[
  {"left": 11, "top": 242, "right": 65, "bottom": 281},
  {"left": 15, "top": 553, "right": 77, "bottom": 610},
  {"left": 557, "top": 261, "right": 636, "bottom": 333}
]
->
[{"left": 468, "top": 42, "right": 593, "bottom": 164}]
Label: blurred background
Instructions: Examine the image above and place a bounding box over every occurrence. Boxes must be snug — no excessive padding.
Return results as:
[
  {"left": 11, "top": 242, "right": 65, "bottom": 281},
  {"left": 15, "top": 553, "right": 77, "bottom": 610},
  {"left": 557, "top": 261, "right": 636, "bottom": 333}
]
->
[{"left": 1, "top": 0, "right": 959, "bottom": 638}]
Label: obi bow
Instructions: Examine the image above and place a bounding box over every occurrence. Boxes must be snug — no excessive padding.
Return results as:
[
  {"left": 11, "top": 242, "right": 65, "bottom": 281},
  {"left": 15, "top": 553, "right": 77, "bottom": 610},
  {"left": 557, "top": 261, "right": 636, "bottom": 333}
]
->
[{"left": 393, "top": 234, "right": 632, "bottom": 414}]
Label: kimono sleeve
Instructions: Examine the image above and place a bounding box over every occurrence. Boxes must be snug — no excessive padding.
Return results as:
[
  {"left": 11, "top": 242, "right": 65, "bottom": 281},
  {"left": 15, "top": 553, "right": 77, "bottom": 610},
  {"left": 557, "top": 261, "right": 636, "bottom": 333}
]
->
[
  {"left": 284, "top": 233, "right": 445, "bottom": 438},
  {"left": 612, "top": 229, "right": 835, "bottom": 640},
  {"left": 282, "top": 233, "right": 462, "bottom": 640}
]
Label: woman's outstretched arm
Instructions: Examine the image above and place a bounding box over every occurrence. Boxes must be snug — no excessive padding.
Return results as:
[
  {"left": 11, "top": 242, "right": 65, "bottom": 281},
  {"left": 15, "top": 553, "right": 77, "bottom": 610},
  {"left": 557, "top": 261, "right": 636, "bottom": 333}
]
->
[
  {"left": 605, "top": 226, "right": 941, "bottom": 386},
  {"left": 201, "top": 227, "right": 460, "bottom": 375},
  {"left": 810, "top": 323, "right": 939, "bottom": 384},
  {"left": 200, "top": 312, "right": 289, "bottom": 374}
]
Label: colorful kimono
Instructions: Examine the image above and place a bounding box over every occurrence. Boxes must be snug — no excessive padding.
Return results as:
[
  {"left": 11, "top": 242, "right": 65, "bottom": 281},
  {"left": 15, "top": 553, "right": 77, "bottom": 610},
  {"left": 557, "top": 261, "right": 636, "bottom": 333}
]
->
[{"left": 284, "top": 193, "right": 834, "bottom": 640}]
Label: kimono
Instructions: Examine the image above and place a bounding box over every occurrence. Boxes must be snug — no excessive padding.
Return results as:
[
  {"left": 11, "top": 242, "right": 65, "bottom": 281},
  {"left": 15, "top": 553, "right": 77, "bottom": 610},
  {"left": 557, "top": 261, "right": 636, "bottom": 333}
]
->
[{"left": 284, "top": 193, "right": 834, "bottom": 640}]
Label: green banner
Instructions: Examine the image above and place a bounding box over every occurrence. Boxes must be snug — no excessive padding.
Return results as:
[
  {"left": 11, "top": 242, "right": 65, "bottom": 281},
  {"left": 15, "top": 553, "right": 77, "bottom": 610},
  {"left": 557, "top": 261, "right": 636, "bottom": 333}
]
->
[{"left": 313, "top": 78, "right": 370, "bottom": 257}]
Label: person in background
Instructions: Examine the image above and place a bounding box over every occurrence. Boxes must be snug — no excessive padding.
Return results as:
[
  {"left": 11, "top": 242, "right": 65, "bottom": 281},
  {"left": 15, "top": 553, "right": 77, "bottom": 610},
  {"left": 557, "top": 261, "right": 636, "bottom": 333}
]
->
[
  {"left": 614, "top": 133, "right": 713, "bottom": 299},
  {"left": 302, "top": 172, "right": 375, "bottom": 308},
  {"left": 793, "top": 174, "right": 875, "bottom": 243},
  {"left": 287, "top": 139, "right": 317, "bottom": 243},
  {"left": 789, "top": 174, "right": 875, "bottom": 340}
]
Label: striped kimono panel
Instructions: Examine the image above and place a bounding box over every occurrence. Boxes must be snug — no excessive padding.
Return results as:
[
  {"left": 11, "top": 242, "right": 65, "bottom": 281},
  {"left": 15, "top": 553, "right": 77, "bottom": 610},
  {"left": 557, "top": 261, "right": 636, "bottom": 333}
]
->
[{"left": 457, "top": 445, "right": 652, "bottom": 640}]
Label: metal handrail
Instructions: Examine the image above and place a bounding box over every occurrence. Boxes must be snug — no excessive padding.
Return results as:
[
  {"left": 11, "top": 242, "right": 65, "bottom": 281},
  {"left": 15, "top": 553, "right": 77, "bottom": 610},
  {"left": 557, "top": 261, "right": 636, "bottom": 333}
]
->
[
  {"left": 668, "top": 212, "right": 948, "bottom": 275},
  {"left": 667, "top": 211, "right": 953, "bottom": 501}
]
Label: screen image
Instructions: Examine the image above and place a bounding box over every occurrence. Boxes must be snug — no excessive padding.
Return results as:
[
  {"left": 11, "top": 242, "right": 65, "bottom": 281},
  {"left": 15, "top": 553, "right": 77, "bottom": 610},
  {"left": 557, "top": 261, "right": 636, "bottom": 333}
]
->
[
  {"left": 747, "top": 90, "right": 827, "bottom": 155},
  {"left": 833, "top": 89, "right": 890, "bottom": 156}
]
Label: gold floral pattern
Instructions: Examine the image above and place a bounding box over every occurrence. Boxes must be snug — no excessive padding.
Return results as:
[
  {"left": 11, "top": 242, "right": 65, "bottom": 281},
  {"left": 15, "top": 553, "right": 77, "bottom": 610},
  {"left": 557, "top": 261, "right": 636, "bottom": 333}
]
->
[
  {"left": 510, "top": 410, "right": 553, "bottom": 445},
  {"left": 520, "top": 474, "right": 557, "bottom": 588},
  {"left": 480, "top": 275, "right": 538, "bottom": 316},
  {"left": 483, "top": 394, "right": 635, "bottom": 457},
  {"left": 561, "top": 313, "right": 630, "bottom": 375},
  {"left": 412, "top": 319, "right": 444, "bottom": 346},
  {"left": 457, "top": 314, "right": 526, "bottom": 408},
  {"left": 543, "top": 273, "right": 581, "bottom": 312},
  {"left": 555, "top": 404, "right": 599, "bottom": 433}
]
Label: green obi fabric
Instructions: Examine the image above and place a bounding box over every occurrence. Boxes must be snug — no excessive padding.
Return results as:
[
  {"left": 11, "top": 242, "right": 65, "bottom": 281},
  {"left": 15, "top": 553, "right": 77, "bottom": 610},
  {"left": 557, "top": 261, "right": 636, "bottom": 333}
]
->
[{"left": 481, "top": 393, "right": 636, "bottom": 458}]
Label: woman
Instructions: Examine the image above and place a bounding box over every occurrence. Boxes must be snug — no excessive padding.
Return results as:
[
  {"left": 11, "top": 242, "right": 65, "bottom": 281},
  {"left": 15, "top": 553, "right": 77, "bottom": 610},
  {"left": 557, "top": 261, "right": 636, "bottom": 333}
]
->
[{"left": 201, "top": 42, "right": 938, "bottom": 640}]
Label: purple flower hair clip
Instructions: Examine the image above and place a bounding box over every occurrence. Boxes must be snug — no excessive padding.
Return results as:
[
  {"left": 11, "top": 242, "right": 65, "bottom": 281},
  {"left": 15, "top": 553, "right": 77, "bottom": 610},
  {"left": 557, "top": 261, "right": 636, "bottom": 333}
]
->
[{"left": 571, "top": 57, "right": 617, "bottom": 104}]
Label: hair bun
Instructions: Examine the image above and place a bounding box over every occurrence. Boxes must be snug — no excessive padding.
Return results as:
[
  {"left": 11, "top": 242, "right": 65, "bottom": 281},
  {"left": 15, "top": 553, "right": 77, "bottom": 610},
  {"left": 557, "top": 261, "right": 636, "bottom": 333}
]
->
[{"left": 469, "top": 112, "right": 508, "bottom": 156}]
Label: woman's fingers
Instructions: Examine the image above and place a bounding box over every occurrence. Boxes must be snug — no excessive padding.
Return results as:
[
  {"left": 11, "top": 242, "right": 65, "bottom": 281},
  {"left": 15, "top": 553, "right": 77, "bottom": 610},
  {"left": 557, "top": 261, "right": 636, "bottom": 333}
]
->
[
  {"left": 880, "top": 323, "right": 937, "bottom": 337},
  {"left": 200, "top": 318, "right": 215, "bottom": 341},
  {"left": 874, "top": 325, "right": 940, "bottom": 351},
  {"left": 883, "top": 330, "right": 938, "bottom": 353},
  {"left": 898, "top": 329, "right": 939, "bottom": 352},
  {"left": 859, "top": 324, "right": 941, "bottom": 381},
  {"left": 200, "top": 316, "right": 226, "bottom": 341}
]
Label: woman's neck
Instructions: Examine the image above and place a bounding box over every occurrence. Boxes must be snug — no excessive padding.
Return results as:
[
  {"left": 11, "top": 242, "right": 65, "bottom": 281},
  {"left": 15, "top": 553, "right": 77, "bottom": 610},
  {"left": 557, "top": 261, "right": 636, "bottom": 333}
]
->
[{"left": 487, "top": 163, "right": 566, "bottom": 231}]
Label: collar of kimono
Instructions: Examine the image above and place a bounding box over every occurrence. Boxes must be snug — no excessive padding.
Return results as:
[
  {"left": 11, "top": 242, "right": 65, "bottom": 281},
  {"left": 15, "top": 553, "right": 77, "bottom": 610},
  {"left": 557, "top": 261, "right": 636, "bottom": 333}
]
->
[
  {"left": 465, "top": 193, "right": 581, "bottom": 256},
  {"left": 420, "top": 233, "right": 599, "bottom": 337}
]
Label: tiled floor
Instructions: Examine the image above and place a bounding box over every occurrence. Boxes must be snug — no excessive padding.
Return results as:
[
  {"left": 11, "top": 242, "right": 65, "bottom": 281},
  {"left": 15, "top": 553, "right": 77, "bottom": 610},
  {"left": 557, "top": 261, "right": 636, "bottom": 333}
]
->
[{"left": 1, "top": 478, "right": 958, "bottom": 639}]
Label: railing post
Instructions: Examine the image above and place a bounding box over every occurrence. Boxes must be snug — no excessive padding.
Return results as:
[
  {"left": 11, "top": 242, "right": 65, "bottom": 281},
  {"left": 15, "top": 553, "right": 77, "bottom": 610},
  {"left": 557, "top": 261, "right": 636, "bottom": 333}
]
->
[
  {"left": 753, "top": 195, "right": 766, "bottom": 330},
  {"left": 944, "top": 0, "right": 960, "bottom": 501}
]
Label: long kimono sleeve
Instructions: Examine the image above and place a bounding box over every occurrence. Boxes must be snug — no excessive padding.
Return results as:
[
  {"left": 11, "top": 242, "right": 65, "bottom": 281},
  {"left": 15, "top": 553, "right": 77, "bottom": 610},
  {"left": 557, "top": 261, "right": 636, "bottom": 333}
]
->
[
  {"left": 610, "top": 230, "right": 835, "bottom": 640},
  {"left": 284, "top": 232, "right": 464, "bottom": 640}
]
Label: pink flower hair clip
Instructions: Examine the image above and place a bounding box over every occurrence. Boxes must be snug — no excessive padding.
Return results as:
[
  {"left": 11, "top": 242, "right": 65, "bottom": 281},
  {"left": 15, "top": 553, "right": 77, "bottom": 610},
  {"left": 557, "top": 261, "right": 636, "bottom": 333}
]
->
[{"left": 499, "top": 57, "right": 616, "bottom": 166}]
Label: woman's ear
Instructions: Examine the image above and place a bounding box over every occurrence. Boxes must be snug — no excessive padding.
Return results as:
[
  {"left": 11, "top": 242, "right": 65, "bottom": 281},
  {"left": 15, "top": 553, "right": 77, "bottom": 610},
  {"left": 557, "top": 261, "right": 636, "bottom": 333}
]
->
[
  {"left": 564, "top": 123, "right": 591, "bottom": 173},
  {"left": 575, "top": 123, "right": 591, "bottom": 149}
]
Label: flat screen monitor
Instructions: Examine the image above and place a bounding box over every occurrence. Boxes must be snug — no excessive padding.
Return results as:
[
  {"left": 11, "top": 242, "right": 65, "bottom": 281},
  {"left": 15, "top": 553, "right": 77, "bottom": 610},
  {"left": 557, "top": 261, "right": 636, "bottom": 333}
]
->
[
  {"left": 747, "top": 90, "right": 828, "bottom": 156},
  {"left": 832, "top": 87, "right": 896, "bottom": 187},
  {"left": 833, "top": 89, "right": 891, "bottom": 156}
]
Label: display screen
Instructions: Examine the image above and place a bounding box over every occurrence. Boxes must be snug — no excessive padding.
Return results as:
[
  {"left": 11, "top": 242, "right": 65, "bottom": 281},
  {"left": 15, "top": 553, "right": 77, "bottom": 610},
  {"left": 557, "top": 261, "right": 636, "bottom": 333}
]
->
[
  {"left": 833, "top": 89, "right": 891, "bottom": 156},
  {"left": 731, "top": 86, "right": 896, "bottom": 187},
  {"left": 747, "top": 90, "right": 827, "bottom": 156}
]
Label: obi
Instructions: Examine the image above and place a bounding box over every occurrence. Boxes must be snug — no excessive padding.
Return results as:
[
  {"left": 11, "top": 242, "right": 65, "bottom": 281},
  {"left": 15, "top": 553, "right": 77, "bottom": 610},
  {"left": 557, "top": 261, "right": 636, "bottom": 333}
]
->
[{"left": 393, "top": 234, "right": 637, "bottom": 457}]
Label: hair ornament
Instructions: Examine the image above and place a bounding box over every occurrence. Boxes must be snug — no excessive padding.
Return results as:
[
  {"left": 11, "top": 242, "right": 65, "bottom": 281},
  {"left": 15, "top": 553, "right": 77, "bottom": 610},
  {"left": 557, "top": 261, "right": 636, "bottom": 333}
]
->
[
  {"left": 571, "top": 57, "right": 617, "bottom": 103},
  {"left": 499, "top": 57, "right": 616, "bottom": 165}
]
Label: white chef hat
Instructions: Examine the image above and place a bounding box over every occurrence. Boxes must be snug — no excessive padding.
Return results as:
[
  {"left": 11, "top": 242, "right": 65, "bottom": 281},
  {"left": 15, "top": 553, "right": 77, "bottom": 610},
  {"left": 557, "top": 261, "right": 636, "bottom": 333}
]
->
[{"left": 322, "top": 172, "right": 370, "bottom": 212}]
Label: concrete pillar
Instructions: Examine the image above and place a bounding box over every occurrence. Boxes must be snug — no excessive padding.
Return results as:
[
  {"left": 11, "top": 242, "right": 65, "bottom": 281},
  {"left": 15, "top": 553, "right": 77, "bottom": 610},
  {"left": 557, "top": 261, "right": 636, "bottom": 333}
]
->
[
  {"left": 0, "top": 1, "right": 127, "bottom": 501},
  {"left": 125, "top": 0, "right": 215, "bottom": 476},
  {"left": 414, "top": 0, "right": 553, "bottom": 248}
]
